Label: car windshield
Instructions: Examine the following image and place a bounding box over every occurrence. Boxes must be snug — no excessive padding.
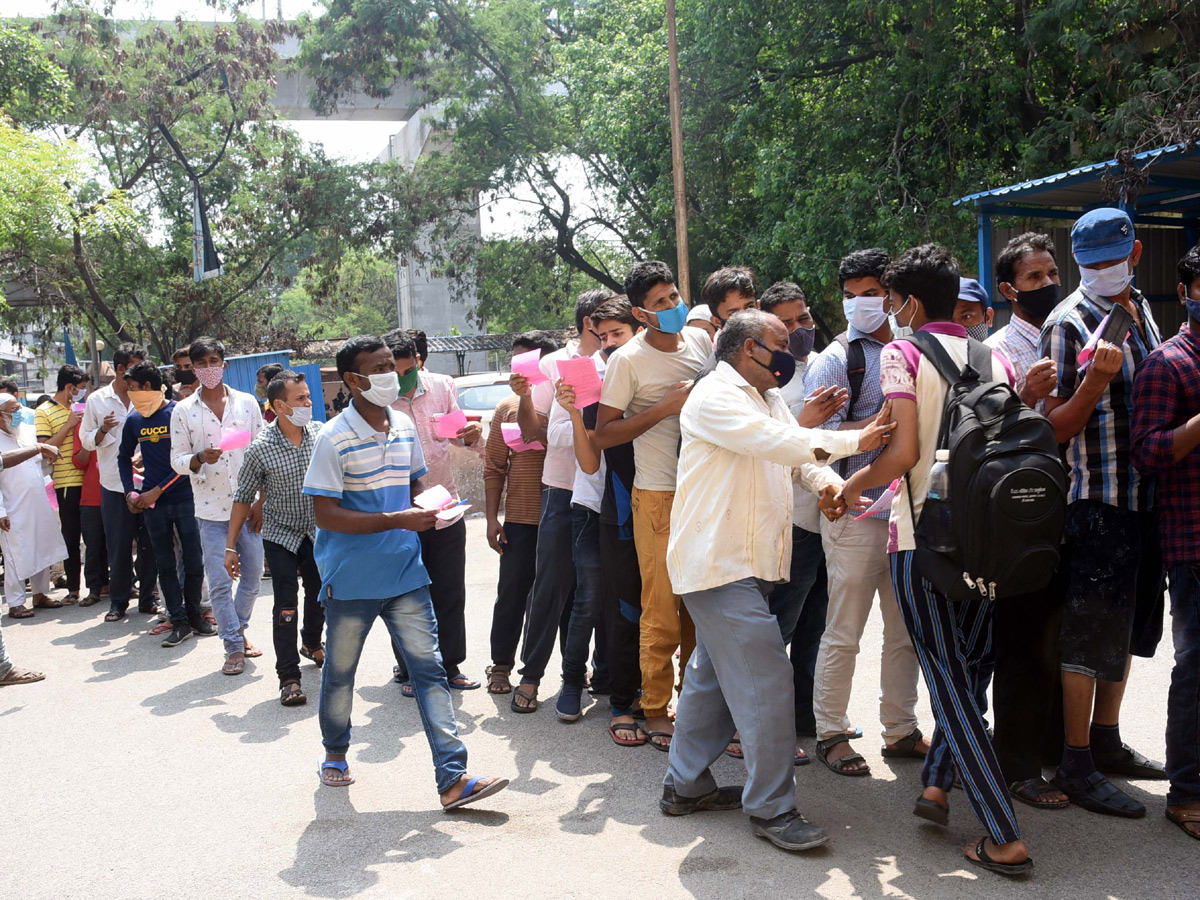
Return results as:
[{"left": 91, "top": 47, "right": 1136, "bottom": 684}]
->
[{"left": 456, "top": 383, "right": 511, "bottom": 410}]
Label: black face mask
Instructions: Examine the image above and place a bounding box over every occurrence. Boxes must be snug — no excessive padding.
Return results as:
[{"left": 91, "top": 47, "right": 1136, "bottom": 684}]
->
[
  {"left": 1013, "top": 282, "right": 1060, "bottom": 319},
  {"left": 751, "top": 340, "right": 797, "bottom": 387},
  {"left": 602, "top": 344, "right": 616, "bottom": 358}
]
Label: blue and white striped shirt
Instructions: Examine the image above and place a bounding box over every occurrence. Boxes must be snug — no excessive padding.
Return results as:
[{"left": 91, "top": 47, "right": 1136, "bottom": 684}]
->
[
  {"left": 804, "top": 325, "right": 889, "bottom": 518},
  {"left": 303, "top": 401, "right": 430, "bottom": 601},
  {"left": 1039, "top": 286, "right": 1162, "bottom": 511}
]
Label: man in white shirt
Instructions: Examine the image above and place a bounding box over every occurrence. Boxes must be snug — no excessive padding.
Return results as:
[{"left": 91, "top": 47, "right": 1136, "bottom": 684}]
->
[
  {"left": 594, "top": 262, "right": 713, "bottom": 750},
  {"left": 170, "top": 337, "right": 265, "bottom": 675},
  {"left": 79, "top": 342, "right": 159, "bottom": 621},
  {"left": 508, "top": 290, "right": 607, "bottom": 713},
  {"left": 661, "top": 310, "right": 892, "bottom": 853}
]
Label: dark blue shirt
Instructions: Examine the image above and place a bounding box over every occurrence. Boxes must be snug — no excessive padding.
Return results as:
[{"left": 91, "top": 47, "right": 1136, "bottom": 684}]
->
[{"left": 118, "top": 399, "right": 193, "bottom": 504}]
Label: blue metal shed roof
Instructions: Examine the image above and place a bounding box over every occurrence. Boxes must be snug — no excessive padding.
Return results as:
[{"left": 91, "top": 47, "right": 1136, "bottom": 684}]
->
[{"left": 956, "top": 143, "right": 1200, "bottom": 212}]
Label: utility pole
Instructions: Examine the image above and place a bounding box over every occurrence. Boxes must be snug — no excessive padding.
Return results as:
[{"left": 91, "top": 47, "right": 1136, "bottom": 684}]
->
[{"left": 666, "top": 0, "right": 690, "bottom": 303}]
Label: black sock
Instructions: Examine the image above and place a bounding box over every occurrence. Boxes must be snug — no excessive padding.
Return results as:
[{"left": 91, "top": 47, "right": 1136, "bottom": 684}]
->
[
  {"left": 1090, "top": 722, "right": 1122, "bottom": 754},
  {"left": 1060, "top": 744, "right": 1095, "bottom": 779}
]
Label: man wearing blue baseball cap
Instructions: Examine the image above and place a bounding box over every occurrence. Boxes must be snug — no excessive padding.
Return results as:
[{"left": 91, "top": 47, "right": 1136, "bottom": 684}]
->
[
  {"left": 1039, "top": 207, "right": 1167, "bottom": 818},
  {"left": 952, "top": 276, "right": 995, "bottom": 342}
]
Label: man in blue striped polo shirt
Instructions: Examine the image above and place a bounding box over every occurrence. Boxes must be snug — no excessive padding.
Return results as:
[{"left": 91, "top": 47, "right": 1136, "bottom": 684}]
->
[{"left": 303, "top": 335, "right": 508, "bottom": 811}]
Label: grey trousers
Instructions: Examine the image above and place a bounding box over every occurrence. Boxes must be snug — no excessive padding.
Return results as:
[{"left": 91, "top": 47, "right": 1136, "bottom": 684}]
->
[{"left": 665, "top": 577, "right": 797, "bottom": 820}]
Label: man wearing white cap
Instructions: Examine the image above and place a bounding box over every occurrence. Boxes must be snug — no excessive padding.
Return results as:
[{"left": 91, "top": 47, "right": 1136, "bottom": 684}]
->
[{"left": 685, "top": 304, "right": 717, "bottom": 341}]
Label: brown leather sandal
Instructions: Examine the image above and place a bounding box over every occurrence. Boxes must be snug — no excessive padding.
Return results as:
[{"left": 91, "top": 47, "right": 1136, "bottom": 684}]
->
[
  {"left": 222, "top": 652, "right": 246, "bottom": 676},
  {"left": 280, "top": 681, "right": 307, "bottom": 706}
]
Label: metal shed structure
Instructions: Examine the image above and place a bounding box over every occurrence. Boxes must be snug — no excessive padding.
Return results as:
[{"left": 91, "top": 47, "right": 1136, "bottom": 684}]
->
[{"left": 956, "top": 142, "right": 1200, "bottom": 334}]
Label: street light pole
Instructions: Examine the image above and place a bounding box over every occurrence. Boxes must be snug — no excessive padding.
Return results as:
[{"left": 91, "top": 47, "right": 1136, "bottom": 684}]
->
[{"left": 666, "top": 0, "right": 690, "bottom": 304}]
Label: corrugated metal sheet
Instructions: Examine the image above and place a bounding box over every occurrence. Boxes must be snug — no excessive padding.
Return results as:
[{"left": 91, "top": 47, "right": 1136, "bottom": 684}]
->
[{"left": 223, "top": 351, "right": 290, "bottom": 399}]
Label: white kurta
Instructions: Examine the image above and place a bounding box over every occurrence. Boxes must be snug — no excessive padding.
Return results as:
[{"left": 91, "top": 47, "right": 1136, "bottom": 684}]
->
[{"left": 0, "top": 425, "right": 68, "bottom": 580}]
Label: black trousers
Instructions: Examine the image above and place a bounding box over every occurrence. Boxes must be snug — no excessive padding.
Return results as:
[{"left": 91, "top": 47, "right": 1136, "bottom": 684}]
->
[
  {"left": 80, "top": 505, "right": 108, "bottom": 594},
  {"left": 99, "top": 488, "right": 158, "bottom": 611},
  {"left": 54, "top": 486, "right": 83, "bottom": 593},
  {"left": 488, "top": 521, "right": 539, "bottom": 668},
  {"left": 264, "top": 538, "right": 325, "bottom": 686},
  {"left": 393, "top": 517, "right": 467, "bottom": 679},
  {"left": 600, "top": 521, "right": 642, "bottom": 714},
  {"left": 991, "top": 566, "right": 1067, "bottom": 783}
]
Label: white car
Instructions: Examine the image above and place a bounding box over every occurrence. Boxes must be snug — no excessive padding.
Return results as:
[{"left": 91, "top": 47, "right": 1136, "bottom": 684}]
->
[{"left": 453, "top": 371, "right": 514, "bottom": 438}]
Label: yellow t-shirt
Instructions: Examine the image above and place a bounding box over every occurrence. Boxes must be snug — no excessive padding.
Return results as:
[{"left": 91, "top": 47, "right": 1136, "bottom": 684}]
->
[{"left": 35, "top": 400, "right": 84, "bottom": 488}]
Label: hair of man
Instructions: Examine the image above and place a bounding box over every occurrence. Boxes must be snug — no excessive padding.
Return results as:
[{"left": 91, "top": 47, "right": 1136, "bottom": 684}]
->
[
  {"left": 758, "top": 281, "right": 807, "bottom": 314},
  {"left": 591, "top": 295, "right": 640, "bottom": 330},
  {"left": 112, "top": 342, "right": 148, "bottom": 370},
  {"left": 336, "top": 334, "right": 388, "bottom": 379},
  {"left": 700, "top": 266, "right": 757, "bottom": 310},
  {"left": 188, "top": 336, "right": 225, "bottom": 363},
  {"left": 996, "top": 232, "right": 1057, "bottom": 286},
  {"left": 882, "top": 243, "right": 960, "bottom": 321},
  {"left": 623, "top": 260, "right": 676, "bottom": 308},
  {"left": 838, "top": 248, "right": 892, "bottom": 289},
  {"left": 267, "top": 370, "right": 306, "bottom": 406},
  {"left": 56, "top": 364, "right": 87, "bottom": 391},
  {"left": 714, "top": 309, "right": 776, "bottom": 365},
  {"left": 125, "top": 360, "right": 163, "bottom": 391}
]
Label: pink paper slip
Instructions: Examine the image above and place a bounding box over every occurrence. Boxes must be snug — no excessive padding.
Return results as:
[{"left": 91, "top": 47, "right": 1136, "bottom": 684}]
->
[
  {"left": 556, "top": 356, "right": 603, "bottom": 409},
  {"left": 434, "top": 409, "right": 469, "bottom": 439},
  {"left": 501, "top": 422, "right": 545, "bottom": 452},
  {"left": 511, "top": 348, "right": 550, "bottom": 386},
  {"left": 855, "top": 478, "right": 902, "bottom": 520},
  {"left": 414, "top": 484, "right": 455, "bottom": 510},
  {"left": 219, "top": 428, "right": 252, "bottom": 451}
]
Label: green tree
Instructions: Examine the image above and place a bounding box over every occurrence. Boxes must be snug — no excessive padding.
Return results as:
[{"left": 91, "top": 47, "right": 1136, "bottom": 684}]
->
[{"left": 273, "top": 249, "right": 400, "bottom": 340}]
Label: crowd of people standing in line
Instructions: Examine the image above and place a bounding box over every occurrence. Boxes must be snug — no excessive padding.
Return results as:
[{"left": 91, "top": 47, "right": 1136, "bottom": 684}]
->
[{"left": 1, "top": 205, "right": 1198, "bottom": 869}]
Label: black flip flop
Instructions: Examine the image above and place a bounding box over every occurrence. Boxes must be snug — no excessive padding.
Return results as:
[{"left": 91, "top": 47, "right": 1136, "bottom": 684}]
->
[
  {"left": 510, "top": 686, "right": 538, "bottom": 713},
  {"left": 914, "top": 796, "right": 949, "bottom": 826},
  {"left": 645, "top": 731, "right": 672, "bottom": 752},
  {"left": 965, "top": 837, "right": 1033, "bottom": 877}
]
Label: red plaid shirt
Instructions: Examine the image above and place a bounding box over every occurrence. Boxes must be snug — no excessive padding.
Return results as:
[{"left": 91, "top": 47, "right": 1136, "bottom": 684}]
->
[{"left": 1131, "top": 323, "right": 1200, "bottom": 568}]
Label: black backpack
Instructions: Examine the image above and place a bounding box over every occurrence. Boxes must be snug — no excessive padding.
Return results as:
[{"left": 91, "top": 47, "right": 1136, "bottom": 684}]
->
[
  {"left": 902, "top": 332, "right": 1067, "bottom": 603},
  {"left": 832, "top": 332, "right": 867, "bottom": 477}
]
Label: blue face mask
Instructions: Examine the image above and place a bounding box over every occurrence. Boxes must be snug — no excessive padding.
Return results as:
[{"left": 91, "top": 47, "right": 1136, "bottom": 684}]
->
[
  {"left": 650, "top": 300, "right": 689, "bottom": 334},
  {"left": 1187, "top": 298, "right": 1200, "bottom": 322}
]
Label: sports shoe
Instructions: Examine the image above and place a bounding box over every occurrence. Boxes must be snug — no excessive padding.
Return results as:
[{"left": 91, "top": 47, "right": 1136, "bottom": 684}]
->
[
  {"left": 189, "top": 618, "right": 216, "bottom": 636},
  {"left": 162, "top": 624, "right": 193, "bottom": 648},
  {"left": 555, "top": 683, "right": 584, "bottom": 722},
  {"left": 750, "top": 810, "right": 829, "bottom": 851}
]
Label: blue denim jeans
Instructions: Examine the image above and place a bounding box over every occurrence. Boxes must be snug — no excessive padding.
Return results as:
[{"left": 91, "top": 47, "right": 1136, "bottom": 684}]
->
[
  {"left": 1167, "top": 565, "right": 1200, "bottom": 806},
  {"left": 319, "top": 586, "right": 468, "bottom": 794},
  {"left": 143, "top": 499, "right": 204, "bottom": 626},
  {"left": 197, "top": 518, "right": 264, "bottom": 655},
  {"left": 562, "top": 505, "right": 603, "bottom": 686}
]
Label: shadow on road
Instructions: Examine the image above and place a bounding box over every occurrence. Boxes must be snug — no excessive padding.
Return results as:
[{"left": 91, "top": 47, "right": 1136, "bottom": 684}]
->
[{"left": 279, "top": 786, "right": 509, "bottom": 898}]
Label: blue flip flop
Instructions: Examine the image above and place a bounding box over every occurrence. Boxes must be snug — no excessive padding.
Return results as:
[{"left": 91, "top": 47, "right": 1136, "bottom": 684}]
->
[
  {"left": 399, "top": 682, "right": 415, "bottom": 699},
  {"left": 442, "top": 776, "right": 509, "bottom": 812},
  {"left": 318, "top": 759, "right": 355, "bottom": 787}
]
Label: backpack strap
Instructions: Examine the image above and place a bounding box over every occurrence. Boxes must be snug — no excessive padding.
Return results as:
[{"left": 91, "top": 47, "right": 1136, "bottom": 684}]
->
[
  {"left": 900, "top": 331, "right": 984, "bottom": 386},
  {"left": 833, "top": 332, "right": 867, "bottom": 477},
  {"left": 965, "top": 337, "right": 996, "bottom": 383}
]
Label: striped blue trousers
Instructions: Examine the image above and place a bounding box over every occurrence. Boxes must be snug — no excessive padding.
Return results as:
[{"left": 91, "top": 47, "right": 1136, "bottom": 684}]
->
[{"left": 890, "top": 550, "right": 1021, "bottom": 845}]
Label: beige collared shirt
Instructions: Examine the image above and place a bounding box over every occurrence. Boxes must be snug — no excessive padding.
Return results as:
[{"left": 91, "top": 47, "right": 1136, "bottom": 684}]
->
[{"left": 667, "top": 361, "right": 861, "bottom": 595}]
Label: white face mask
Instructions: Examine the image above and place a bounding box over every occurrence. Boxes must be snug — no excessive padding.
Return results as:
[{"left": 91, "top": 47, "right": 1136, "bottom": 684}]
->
[
  {"left": 843, "top": 296, "right": 888, "bottom": 333},
  {"left": 74, "top": 387, "right": 87, "bottom": 401},
  {"left": 889, "top": 297, "right": 916, "bottom": 338},
  {"left": 282, "top": 404, "right": 313, "bottom": 427},
  {"left": 355, "top": 372, "right": 401, "bottom": 407},
  {"left": 1079, "top": 262, "right": 1132, "bottom": 298}
]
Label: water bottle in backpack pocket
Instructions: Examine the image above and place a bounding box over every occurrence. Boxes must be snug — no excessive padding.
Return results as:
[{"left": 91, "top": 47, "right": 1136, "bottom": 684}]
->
[{"left": 918, "top": 450, "right": 955, "bottom": 554}]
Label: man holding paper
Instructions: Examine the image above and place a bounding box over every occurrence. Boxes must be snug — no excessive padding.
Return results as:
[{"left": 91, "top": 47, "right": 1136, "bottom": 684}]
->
[
  {"left": 385, "top": 329, "right": 484, "bottom": 692},
  {"left": 508, "top": 290, "right": 608, "bottom": 713},
  {"left": 1039, "top": 208, "right": 1167, "bottom": 817},
  {"left": 170, "top": 336, "right": 265, "bottom": 675},
  {"left": 303, "top": 334, "right": 508, "bottom": 811}
]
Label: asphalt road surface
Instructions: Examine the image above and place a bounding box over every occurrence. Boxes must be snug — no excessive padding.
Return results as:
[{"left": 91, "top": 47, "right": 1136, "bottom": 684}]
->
[{"left": 1, "top": 517, "right": 1186, "bottom": 900}]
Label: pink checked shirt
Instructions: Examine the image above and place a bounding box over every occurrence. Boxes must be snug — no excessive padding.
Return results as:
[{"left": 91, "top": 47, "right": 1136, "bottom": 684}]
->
[{"left": 391, "top": 371, "right": 484, "bottom": 501}]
